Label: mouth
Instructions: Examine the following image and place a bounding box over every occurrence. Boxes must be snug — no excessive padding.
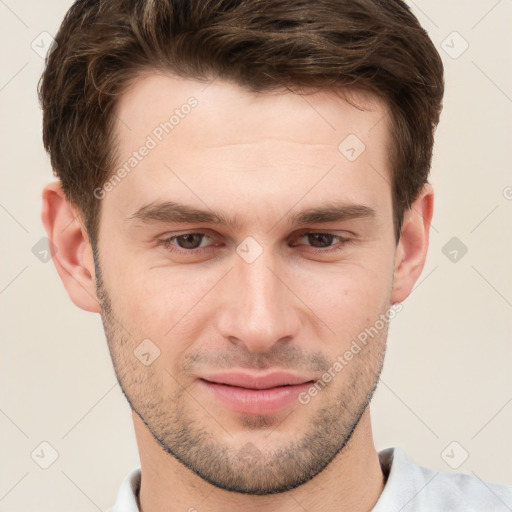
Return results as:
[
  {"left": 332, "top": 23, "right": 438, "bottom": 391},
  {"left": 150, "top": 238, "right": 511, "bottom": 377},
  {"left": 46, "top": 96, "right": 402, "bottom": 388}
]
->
[{"left": 198, "top": 371, "right": 315, "bottom": 415}]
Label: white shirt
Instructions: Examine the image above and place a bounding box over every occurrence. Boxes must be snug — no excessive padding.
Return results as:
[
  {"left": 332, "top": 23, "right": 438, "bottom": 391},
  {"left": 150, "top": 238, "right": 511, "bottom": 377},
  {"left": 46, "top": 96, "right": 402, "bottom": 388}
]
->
[{"left": 108, "top": 446, "right": 512, "bottom": 511}]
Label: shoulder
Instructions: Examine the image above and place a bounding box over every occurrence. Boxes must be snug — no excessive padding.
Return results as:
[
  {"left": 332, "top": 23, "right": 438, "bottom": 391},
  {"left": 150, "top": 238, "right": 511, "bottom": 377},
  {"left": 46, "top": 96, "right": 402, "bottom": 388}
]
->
[
  {"left": 373, "top": 447, "right": 512, "bottom": 512},
  {"left": 108, "top": 466, "right": 142, "bottom": 512}
]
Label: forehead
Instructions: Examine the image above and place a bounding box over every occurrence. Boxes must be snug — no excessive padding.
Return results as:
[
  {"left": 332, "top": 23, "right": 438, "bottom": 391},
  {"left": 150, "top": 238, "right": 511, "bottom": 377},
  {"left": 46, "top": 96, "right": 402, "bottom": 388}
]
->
[
  {"left": 106, "top": 72, "right": 391, "bottom": 228},
  {"left": 115, "top": 72, "right": 388, "bottom": 146}
]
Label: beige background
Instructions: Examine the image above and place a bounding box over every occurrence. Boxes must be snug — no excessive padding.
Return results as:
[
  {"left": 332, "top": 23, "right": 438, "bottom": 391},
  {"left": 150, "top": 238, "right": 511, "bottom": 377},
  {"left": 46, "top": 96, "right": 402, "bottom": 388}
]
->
[{"left": 1, "top": 1, "right": 511, "bottom": 510}]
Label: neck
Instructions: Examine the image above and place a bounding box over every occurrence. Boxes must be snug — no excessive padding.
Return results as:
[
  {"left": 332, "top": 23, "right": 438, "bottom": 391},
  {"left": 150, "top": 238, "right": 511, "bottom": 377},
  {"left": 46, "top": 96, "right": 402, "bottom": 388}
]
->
[{"left": 134, "top": 408, "right": 385, "bottom": 512}]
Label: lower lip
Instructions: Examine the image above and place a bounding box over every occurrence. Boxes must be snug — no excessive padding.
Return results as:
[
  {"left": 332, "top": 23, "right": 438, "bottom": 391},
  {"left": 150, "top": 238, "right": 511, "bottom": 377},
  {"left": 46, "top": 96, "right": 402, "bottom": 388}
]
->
[{"left": 199, "top": 379, "right": 313, "bottom": 415}]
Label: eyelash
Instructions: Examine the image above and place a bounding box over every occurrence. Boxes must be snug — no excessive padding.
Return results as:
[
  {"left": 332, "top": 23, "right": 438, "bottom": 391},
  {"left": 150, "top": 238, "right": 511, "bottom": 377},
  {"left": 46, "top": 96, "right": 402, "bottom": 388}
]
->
[{"left": 159, "top": 231, "right": 353, "bottom": 255}]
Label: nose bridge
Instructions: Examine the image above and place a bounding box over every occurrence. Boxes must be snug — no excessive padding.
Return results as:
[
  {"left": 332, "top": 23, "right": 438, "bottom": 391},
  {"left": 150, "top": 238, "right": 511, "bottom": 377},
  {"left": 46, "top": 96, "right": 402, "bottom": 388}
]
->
[
  {"left": 239, "top": 254, "right": 280, "bottom": 311},
  {"left": 217, "top": 246, "right": 299, "bottom": 352}
]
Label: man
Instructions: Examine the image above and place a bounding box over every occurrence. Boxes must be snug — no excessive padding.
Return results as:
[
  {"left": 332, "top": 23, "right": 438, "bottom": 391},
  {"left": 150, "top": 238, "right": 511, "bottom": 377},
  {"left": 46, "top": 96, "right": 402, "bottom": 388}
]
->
[{"left": 39, "top": 0, "right": 511, "bottom": 510}]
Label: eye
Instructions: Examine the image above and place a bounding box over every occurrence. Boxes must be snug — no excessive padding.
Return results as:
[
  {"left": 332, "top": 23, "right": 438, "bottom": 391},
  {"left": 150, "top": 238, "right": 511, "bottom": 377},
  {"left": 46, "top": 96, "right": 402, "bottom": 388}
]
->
[
  {"left": 160, "top": 232, "right": 214, "bottom": 252},
  {"left": 293, "top": 232, "right": 352, "bottom": 252},
  {"left": 301, "top": 233, "right": 336, "bottom": 248},
  {"left": 158, "top": 230, "right": 352, "bottom": 257}
]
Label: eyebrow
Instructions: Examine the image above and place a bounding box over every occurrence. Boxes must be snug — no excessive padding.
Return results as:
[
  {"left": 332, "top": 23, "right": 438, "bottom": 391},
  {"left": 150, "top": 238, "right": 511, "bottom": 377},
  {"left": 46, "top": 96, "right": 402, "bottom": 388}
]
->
[{"left": 126, "top": 200, "right": 375, "bottom": 229}]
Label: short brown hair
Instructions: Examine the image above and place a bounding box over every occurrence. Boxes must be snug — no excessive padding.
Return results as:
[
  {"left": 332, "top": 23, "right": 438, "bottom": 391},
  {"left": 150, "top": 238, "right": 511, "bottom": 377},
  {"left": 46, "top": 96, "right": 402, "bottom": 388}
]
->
[{"left": 39, "top": 0, "right": 444, "bottom": 246}]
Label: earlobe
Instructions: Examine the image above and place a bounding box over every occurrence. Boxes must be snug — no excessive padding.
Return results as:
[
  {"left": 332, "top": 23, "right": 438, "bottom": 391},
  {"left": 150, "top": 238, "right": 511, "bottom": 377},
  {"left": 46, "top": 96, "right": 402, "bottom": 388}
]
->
[
  {"left": 41, "top": 181, "right": 100, "bottom": 313},
  {"left": 391, "top": 184, "right": 434, "bottom": 304}
]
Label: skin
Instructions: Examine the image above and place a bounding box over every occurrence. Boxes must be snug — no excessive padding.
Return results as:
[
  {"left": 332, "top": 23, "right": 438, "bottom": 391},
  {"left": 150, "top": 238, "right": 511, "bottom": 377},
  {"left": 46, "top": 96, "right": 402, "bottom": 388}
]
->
[{"left": 42, "top": 73, "right": 433, "bottom": 512}]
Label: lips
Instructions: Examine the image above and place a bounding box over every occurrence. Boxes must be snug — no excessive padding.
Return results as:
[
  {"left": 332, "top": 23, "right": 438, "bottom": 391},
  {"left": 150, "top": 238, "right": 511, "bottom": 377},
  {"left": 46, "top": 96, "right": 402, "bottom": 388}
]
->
[
  {"left": 201, "top": 371, "right": 312, "bottom": 389},
  {"left": 199, "top": 371, "right": 315, "bottom": 415}
]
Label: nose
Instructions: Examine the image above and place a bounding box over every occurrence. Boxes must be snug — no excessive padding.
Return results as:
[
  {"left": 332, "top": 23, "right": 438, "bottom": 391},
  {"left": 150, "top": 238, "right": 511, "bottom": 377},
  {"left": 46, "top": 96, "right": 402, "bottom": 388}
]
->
[{"left": 216, "top": 251, "right": 301, "bottom": 353}]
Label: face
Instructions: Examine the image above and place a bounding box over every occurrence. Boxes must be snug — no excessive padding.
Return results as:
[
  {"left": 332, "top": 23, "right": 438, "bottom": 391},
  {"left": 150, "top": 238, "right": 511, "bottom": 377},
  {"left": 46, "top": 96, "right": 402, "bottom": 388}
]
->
[{"left": 94, "top": 73, "right": 397, "bottom": 494}]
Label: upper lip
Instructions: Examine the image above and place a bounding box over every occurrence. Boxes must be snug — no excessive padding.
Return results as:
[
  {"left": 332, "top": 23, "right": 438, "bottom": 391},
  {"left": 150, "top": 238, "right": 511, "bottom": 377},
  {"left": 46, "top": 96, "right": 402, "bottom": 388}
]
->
[{"left": 201, "top": 371, "right": 313, "bottom": 390}]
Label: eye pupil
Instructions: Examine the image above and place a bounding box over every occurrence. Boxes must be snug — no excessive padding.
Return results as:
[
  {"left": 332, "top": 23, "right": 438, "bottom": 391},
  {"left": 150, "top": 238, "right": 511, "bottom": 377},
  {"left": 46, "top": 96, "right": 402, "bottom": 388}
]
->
[{"left": 177, "top": 233, "right": 203, "bottom": 249}]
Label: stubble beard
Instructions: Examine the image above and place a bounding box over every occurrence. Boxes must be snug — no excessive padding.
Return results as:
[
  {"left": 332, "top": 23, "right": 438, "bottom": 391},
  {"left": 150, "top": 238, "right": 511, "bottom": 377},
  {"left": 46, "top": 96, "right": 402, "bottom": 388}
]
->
[{"left": 94, "top": 251, "right": 387, "bottom": 495}]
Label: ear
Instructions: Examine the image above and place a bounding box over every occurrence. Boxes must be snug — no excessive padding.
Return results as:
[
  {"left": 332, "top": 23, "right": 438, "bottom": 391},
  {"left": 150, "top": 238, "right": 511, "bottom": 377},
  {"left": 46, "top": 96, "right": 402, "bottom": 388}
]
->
[
  {"left": 41, "top": 181, "right": 100, "bottom": 313},
  {"left": 391, "top": 183, "right": 434, "bottom": 304}
]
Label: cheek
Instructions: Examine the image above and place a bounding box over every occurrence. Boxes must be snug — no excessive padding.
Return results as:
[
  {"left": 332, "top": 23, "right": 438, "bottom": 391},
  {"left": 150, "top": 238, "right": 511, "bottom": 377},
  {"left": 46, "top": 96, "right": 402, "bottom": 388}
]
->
[
  {"left": 294, "top": 258, "right": 394, "bottom": 341},
  {"left": 102, "top": 261, "right": 221, "bottom": 359}
]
